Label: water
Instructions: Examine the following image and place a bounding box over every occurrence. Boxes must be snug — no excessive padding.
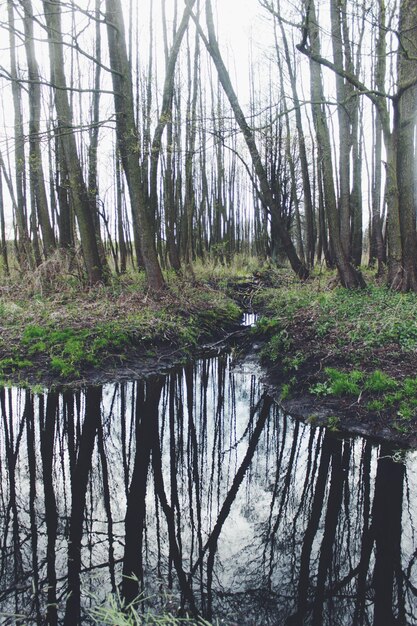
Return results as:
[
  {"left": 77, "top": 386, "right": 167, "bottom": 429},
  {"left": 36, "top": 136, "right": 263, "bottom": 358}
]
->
[{"left": 1, "top": 354, "right": 417, "bottom": 625}]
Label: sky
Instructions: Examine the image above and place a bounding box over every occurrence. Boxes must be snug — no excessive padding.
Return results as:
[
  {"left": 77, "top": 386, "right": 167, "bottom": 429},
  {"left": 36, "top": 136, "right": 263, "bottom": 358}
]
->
[{"left": 0, "top": 0, "right": 274, "bottom": 232}]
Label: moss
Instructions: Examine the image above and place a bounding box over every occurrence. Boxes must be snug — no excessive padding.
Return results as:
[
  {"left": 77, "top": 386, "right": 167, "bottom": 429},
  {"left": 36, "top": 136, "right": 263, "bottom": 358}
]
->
[{"left": 0, "top": 273, "right": 243, "bottom": 383}]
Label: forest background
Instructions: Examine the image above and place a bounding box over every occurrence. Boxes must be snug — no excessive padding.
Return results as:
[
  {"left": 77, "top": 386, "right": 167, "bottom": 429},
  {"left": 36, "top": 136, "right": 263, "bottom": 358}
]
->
[{"left": 0, "top": 0, "right": 415, "bottom": 292}]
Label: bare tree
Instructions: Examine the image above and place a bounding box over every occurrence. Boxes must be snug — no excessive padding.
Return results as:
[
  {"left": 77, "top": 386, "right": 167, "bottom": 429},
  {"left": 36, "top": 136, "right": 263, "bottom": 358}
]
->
[
  {"left": 7, "top": 0, "right": 32, "bottom": 268},
  {"left": 194, "top": 0, "right": 309, "bottom": 279},
  {"left": 105, "top": 0, "right": 165, "bottom": 290},
  {"left": 299, "top": 0, "right": 365, "bottom": 287},
  {"left": 21, "top": 0, "right": 56, "bottom": 258},
  {"left": 42, "top": 0, "right": 107, "bottom": 284}
]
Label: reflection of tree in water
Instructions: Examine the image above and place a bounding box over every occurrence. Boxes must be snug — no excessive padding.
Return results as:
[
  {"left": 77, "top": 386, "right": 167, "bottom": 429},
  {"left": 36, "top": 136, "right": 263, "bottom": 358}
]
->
[{"left": 0, "top": 358, "right": 417, "bottom": 624}]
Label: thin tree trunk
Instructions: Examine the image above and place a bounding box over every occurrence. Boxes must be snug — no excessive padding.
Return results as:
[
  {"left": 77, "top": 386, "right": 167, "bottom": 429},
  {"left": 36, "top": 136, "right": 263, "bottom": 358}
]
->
[
  {"left": 115, "top": 150, "right": 127, "bottom": 273},
  {"left": 397, "top": 0, "right": 417, "bottom": 291},
  {"left": 330, "top": 0, "right": 352, "bottom": 259},
  {"left": 303, "top": 0, "right": 365, "bottom": 288},
  {"left": 297, "top": 0, "right": 404, "bottom": 289},
  {"left": 150, "top": 0, "right": 197, "bottom": 271},
  {"left": 105, "top": 0, "right": 165, "bottom": 291},
  {"left": 0, "top": 174, "right": 9, "bottom": 275},
  {"left": 42, "top": 0, "right": 106, "bottom": 284},
  {"left": 200, "top": 0, "right": 309, "bottom": 279},
  {"left": 7, "top": 0, "right": 32, "bottom": 269},
  {"left": 276, "top": 7, "right": 315, "bottom": 267},
  {"left": 22, "top": 0, "right": 56, "bottom": 258}
]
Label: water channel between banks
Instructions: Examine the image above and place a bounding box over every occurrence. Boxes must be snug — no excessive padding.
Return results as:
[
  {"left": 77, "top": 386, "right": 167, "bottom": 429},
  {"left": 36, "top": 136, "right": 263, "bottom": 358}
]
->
[{"left": 1, "top": 348, "right": 417, "bottom": 625}]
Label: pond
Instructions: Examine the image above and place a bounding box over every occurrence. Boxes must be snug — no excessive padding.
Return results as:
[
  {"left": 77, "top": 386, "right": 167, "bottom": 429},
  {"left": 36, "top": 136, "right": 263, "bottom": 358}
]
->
[{"left": 1, "top": 352, "right": 417, "bottom": 625}]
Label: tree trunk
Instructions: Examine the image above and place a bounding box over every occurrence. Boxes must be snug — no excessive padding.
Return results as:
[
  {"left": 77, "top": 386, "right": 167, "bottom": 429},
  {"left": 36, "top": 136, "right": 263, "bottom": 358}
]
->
[
  {"left": 150, "top": 0, "right": 196, "bottom": 271},
  {"left": 202, "top": 0, "right": 309, "bottom": 280},
  {"left": 370, "top": 0, "right": 387, "bottom": 273},
  {"left": 304, "top": 0, "right": 365, "bottom": 288},
  {"left": 42, "top": 0, "right": 106, "bottom": 284},
  {"left": 397, "top": 0, "right": 417, "bottom": 291},
  {"left": 330, "top": 0, "right": 352, "bottom": 259},
  {"left": 276, "top": 10, "right": 315, "bottom": 267},
  {"left": 7, "top": 0, "right": 33, "bottom": 269},
  {"left": 105, "top": 0, "right": 165, "bottom": 291},
  {"left": 0, "top": 174, "right": 9, "bottom": 275},
  {"left": 22, "top": 0, "right": 56, "bottom": 258}
]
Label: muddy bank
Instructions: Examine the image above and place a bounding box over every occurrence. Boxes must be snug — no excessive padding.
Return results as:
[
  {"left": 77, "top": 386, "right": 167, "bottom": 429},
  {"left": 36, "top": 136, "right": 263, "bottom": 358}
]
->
[
  {"left": 2, "top": 324, "right": 251, "bottom": 389},
  {"left": 2, "top": 270, "right": 417, "bottom": 448},
  {"left": 278, "top": 395, "right": 417, "bottom": 449}
]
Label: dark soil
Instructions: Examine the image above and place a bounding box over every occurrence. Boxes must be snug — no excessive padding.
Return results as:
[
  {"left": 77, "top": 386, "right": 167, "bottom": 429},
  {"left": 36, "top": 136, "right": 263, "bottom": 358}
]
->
[
  {"left": 259, "top": 305, "right": 417, "bottom": 449},
  {"left": 2, "top": 273, "right": 417, "bottom": 448},
  {"left": 5, "top": 325, "right": 249, "bottom": 390}
]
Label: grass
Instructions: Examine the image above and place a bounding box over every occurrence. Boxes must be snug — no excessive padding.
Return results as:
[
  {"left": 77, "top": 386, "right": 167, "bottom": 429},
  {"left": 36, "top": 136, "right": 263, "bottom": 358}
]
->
[
  {"left": 249, "top": 266, "right": 417, "bottom": 432},
  {"left": 309, "top": 368, "right": 398, "bottom": 398},
  {"left": 253, "top": 267, "right": 417, "bottom": 367},
  {"left": 0, "top": 264, "right": 244, "bottom": 383},
  {"left": 87, "top": 586, "right": 216, "bottom": 626},
  {"left": 308, "top": 367, "right": 417, "bottom": 427},
  {"left": 89, "top": 600, "right": 212, "bottom": 626},
  {"left": 3, "top": 257, "right": 417, "bottom": 434},
  {"left": 253, "top": 267, "right": 417, "bottom": 355}
]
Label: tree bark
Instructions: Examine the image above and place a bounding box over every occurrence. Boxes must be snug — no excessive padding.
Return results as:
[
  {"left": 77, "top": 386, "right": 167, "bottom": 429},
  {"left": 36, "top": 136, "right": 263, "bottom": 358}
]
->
[
  {"left": 21, "top": 0, "right": 56, "bottom": 258},
  {"left": 297, "top": 0, "right": 405, "bottom": 289},
  {"left": 397, "top": 0, "right": 417, "bottom": 291},
  {"left": 303, "top": 0, "right": 365, "bottom": 288},
  {"left": 0, "top": 173, "right": 9, "bottom": 275},
  {"left": 42, "top": 0, "right": 106, "bottom": 284},
  {"left": 150, "top": 0, "right": 197, "bottom": 271},
  {"left": 200, "top": 0, "right": 309, "bottom": 280},
  {"left": 105, "top": 0, "right": 165, "bottom": 290},
  {"left": 276, "top": 7, "right": 315, "bottom": 267},
  {"left": 7, "top": 0, "right": 33, "bottom": 268},
  {"left": 330, "top": 0, "right": 352, "bottom": 259}
]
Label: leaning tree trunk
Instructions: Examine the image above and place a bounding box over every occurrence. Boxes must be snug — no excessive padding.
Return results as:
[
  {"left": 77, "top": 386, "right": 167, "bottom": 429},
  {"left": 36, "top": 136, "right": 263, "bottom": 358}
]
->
[
  {"left": 201, "top": 0, "right": 309, "bottom": 280},
  {"left": 276, "top": 11, "right": 315, "bottom": 267},
  {"left": 105, "top": 0, "right": 165, "bottom": 291}
]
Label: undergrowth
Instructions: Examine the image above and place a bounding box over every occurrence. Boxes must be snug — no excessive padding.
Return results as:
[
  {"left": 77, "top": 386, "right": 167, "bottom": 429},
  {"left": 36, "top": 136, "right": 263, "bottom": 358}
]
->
[
  {"left": 309, "top": 367, "right": 417, "bottom": 429},
  {"left": 88, "top": 592, "right": 214, "bottom": 626},
  {"left": 0, "top": 268, "right": 242, "bottom": 382},
  {"left": 253, "top": 271, "right": 417, "bottom": 365}
]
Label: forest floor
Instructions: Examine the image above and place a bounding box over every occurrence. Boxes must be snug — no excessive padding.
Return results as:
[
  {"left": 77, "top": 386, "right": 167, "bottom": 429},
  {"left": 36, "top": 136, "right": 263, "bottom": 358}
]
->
[
  {"left": 1, "top": 258, "right": 417, "bottom": 447},
  {"left": 250, "top": 266, "right": 417, "bottom": 448}
]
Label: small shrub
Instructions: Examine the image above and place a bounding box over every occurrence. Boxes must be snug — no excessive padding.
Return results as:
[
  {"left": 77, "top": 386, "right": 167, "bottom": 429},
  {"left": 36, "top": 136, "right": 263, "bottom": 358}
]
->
[
  {"left": 327, "top": 415, "right": 340, "bottom": 431},
  {"left": 50, "top": 356, "right": 78, "bottom": 377},
  {"left": 261, "top": 330, "right": 292, "bottom": 362},
  {"left": 280, "top": 383, "right": 291, "bottom": 400},
  {"left": 324, "top": 367, "right": 362, "bottom": 396},
  {"left": 402, "top": 377, "right": 417, "bottom": 397},
  {"left": 309, "top": 381, "right": 332, "bottom": 397},
  {"left": 366, "top": 399, "right": 385, "bottom": 412},
  {"left": 364, "top": 370, "right": 397, "bottom": 393}
]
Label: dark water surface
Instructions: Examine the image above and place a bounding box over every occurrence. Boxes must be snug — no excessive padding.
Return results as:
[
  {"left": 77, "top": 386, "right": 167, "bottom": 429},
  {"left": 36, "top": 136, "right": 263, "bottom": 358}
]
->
[{"left": 1, "top": 353, "right": 417, "bottom": 625}]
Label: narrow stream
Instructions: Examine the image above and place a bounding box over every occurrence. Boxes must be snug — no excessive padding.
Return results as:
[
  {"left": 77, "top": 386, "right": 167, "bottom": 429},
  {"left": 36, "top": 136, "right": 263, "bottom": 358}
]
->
[{"left": 1, "top": 352, "right": 417, "bottom": 625}]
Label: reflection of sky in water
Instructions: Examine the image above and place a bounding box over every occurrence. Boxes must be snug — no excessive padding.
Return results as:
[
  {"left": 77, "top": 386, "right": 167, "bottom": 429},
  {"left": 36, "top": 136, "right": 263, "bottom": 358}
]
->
[{"left": 1, "top": 356, "right": 417, "bottom": 625}]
